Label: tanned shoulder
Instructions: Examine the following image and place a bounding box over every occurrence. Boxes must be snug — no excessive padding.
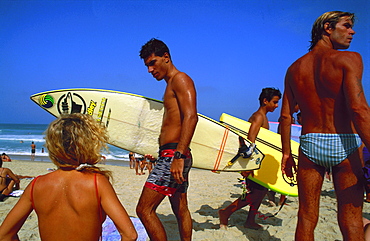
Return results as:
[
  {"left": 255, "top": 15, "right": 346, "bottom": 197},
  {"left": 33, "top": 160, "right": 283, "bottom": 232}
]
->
[{"left": 171, "top": 72, "right": 196, "bottom": 94}]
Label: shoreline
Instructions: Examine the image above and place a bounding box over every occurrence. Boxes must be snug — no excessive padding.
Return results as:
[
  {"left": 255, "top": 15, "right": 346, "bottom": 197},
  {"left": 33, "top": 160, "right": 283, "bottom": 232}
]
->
[
  {"left": 4, "top": 154, "right": 130, "bottom": 167},
  {"left": 0, "top": 160, "right": 369, "bottom": 240}
]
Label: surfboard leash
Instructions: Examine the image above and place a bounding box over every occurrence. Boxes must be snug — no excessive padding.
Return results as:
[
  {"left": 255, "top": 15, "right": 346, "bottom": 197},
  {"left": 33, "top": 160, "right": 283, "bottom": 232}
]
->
[
  {"left": 219, "top": 136, "right": 255, "bottom": 172},
  {"left": 266, "top": 197, "right": 288, "bottom": 218}
]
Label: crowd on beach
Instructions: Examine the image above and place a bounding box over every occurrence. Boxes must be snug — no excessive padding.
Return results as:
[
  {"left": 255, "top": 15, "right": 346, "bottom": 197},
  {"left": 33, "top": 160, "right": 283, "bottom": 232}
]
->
[
  {"left": 129, "top": 152, "right": 157, "bottom": 176},
  {"left": 0, "top": 10, "right": 370, "bottom": 241}
]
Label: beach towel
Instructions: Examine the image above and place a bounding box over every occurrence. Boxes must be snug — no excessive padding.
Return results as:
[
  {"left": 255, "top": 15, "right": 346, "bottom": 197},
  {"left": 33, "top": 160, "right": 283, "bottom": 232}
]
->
[
  {"left": 102, "top": 216, "right": 148, "bottom": 241},
  {"left": 8, "top": 190, "right": 24, "bottom": 197}
]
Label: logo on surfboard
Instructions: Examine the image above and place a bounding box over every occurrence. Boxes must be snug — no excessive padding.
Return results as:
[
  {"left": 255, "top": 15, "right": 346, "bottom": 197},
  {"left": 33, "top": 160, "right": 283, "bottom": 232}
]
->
[
  {"left": 39, "top": 94, "right": 54, "bottom": 108},
  {"left": 47, "top": 91, "right": 111, "bottom": 127},
  {"left": 57, "top": 92, "right": 87, "bottom": 115}
]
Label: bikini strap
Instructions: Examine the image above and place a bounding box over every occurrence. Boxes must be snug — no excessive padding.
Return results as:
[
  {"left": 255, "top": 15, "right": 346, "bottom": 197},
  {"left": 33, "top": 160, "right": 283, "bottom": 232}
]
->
[{"left": 30, "top": 176, "right": 41, "bottom": 210}]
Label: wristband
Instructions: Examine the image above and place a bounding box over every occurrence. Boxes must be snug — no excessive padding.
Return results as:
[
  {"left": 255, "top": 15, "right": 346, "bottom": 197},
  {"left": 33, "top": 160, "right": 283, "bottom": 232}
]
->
[{"left": 174, "top": 151, "right": 187, "bottom": 159}]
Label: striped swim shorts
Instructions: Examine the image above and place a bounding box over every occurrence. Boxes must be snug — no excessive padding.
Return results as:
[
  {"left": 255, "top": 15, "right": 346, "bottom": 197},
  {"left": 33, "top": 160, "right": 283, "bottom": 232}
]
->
[
  {"left": 300, "top": 133, "right": 362, "bottom": 168},
  {"left": 145, "top": 143, "right": 192, "bottom": 197}
]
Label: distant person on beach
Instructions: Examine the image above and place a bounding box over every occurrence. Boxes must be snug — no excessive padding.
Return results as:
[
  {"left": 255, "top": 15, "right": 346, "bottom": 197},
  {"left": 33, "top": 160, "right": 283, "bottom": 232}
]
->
[
  {"left": 145, "top": 154, "right": 156, "bottom": 173},
  {"left": 1, "top": 153, "right": 11, "bottom": 162},
  {"left": 136, "top": 38, "right": 198, "bottom": 241},
  {"left": 219, "top": 87, "right": 281, "bottom": 230},
  {"left": 129, "top": 152, "right": 135, "bottom": 169},
  {"left": 30, "top": 142, "right": 36, "bottom": 161},
  {"left": 140, "top": 156, "right": 148, "bottom": 174},
  {"left": 280, "top": 11, "right": 370, "bottom": 240},
  {"left": 0, "top": 114, "right": 137, "bottom": 240},
  {"left": 135, "top": 155, "right": 145, "bottom": 175},
  {"left": 0, "top": 158, "right": 20, "bottom": 201}
]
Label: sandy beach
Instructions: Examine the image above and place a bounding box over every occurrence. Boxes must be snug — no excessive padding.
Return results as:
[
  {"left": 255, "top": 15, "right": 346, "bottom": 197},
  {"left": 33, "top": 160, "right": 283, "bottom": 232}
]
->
[{"left": 1, "top": 160, "right": 369, "bottom": 241}]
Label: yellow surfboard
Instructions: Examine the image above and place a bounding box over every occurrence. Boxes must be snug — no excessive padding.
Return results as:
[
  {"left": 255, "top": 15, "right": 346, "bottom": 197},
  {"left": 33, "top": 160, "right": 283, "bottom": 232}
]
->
[
  {"left": 220, "top": 113, "right": 299, "bottom": 196},
  {"left": 30, "top": 89, "right": 264, "bottom": 172}
]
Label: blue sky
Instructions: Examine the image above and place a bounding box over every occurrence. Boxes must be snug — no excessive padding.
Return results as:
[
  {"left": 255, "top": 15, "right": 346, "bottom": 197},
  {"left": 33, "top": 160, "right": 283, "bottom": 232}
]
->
[{"left": 1, "top": 0, "right": 369, "bottom": 124}]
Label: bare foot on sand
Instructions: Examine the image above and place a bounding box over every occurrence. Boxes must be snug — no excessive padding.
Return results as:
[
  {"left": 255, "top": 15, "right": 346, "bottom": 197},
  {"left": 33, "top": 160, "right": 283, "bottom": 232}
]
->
[
  {"left": 218, "top": 209, "right": 229, "bottom": 229},
  {"left": 244, "top": 222, "right": 263, "bottom": 230}
]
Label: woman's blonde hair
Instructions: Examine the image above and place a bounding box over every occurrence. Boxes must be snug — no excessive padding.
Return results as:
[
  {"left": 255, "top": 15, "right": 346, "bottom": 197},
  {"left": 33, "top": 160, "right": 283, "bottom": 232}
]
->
[
  {"left": 45, "top": 113, "right": 111, "bottom": 179},
  {"left": 309, "top": 11, "right": 355, "bottom": 51}
]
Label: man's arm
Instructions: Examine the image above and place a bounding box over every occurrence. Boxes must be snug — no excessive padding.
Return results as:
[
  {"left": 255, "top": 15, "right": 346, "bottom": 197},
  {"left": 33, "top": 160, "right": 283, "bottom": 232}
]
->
[
  {"left": 342, "top": 52, "right": 370, "bottom": 149},
  {"left": 247, "top": 113, "right": 264, "bottom": 143},
  {"left": 5, "top": 169, "right": 20, "bottom": 184},
  {"left": 280, "top": 69, "right": 297, "bottom": 176},
  {"left": 171, "top": 72, "right": 198, "bottom": 184}
]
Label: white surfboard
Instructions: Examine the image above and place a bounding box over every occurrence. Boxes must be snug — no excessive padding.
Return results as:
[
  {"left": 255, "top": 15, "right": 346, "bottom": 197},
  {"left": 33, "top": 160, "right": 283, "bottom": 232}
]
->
[{"left": 30, "top": 88, "right": 264, "bottom": 172}]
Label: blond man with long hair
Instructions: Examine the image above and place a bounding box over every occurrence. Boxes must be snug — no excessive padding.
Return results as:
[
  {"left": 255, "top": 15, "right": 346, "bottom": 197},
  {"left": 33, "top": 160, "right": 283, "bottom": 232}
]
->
[{"left": 281, "top": 11, "right": 370, "bottom": 240}]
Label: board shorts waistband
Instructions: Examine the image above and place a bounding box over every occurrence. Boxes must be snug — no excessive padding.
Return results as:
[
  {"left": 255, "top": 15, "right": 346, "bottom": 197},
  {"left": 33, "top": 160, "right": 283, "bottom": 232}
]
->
[
  {"left": 145, "top": 153, "right": 192, "bottom": 197},
  {"left": 159, "top": 143, "right": 191, "bottom": 158},
  {"left": 159, "top": 143, "right": 178, "bottom": 150}
]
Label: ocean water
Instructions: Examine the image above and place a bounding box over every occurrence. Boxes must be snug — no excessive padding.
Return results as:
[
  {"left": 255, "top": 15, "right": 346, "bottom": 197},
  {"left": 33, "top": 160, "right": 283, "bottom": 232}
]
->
[
  {"left": 0, "top": 122, "right": 301, "bottom": 168},
  {"left": 0, "top": 123, "right": 130, "bottom": 167}
]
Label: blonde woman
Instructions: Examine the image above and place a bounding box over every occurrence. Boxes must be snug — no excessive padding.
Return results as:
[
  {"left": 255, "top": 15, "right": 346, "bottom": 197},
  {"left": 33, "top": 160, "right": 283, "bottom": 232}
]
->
[{"left": 0, "top": 114, "right": 137, "bottom": 241}]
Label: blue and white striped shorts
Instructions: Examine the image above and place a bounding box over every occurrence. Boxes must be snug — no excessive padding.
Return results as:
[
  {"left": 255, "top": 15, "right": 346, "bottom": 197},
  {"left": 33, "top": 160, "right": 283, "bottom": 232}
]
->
[{"left": 300, "top": 133, "right": 362, "bottom": 168}]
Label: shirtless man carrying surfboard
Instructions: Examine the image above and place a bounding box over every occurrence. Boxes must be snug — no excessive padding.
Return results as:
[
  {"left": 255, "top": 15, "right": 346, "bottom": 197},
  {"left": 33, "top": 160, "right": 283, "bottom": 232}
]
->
[
  {"left": 280, "top": 11, "right": 370, "bottom": 240},
  {"left": 136, "top": 38, "right": 198, "bottom": 241},
  {"left": 219, "top": 87, "right": 281, "bottom": 230}
]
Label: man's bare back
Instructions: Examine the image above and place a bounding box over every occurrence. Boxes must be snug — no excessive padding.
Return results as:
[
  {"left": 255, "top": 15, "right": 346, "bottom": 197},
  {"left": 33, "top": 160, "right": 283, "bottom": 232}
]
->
[{"left": 287, "top": 49, "right": 362, "bottom": 135}]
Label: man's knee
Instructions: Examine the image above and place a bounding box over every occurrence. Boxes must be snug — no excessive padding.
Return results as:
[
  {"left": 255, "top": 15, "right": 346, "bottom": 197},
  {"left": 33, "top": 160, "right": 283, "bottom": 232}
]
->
[
  {"left": 297, "top": 207, "right": 319, "bottom": 225},
  {"left": 136, "top": 195, "right": 151, "bottom": 218},
  {"left": 136, "top": 203, "right": 145, "bottom": 218}
]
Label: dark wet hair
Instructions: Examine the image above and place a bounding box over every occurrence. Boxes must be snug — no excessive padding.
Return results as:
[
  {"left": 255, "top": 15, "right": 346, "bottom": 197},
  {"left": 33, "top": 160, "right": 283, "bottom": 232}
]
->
[
  {"left": 139, "top": 38, "right": 171, "bottom": 60},
  {"left": 259, "top": 87, "right": 281, "bottom": 106},
  {"left": 309, "top": 11, "right": 355, "bottom": 51}
]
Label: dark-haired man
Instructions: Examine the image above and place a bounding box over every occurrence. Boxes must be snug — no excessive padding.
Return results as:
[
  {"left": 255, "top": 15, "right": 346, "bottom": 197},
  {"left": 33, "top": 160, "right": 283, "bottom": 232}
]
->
[
  {"left": 280, "top": 11, "right": 370, "bottom": 240},
  {"left": 136, "top": 39, "right": 198, "bottom": 241},
  {"left": 219, "top": 87, "right": 281, "bottom": 230}
]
